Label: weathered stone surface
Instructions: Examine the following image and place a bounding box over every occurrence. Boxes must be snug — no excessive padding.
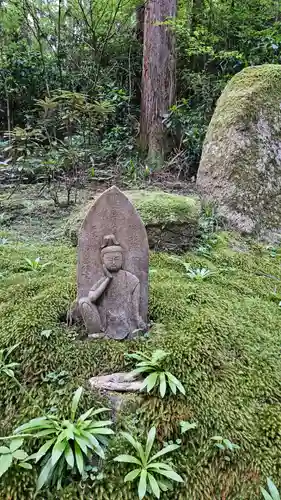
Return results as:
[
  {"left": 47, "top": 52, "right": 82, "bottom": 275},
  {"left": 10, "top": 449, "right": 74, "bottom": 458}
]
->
[
  {"left": 65, "top": 190, "right": 200, "bottom": 251},
  {"left": 89, "top": 372, "right": 143, "bottom": 392},
  {"left": 69, "top": 186, "right": 149, "bottom": 340},
  {"left": 197, "top": 64, "right": 281, "bottom": 238}
]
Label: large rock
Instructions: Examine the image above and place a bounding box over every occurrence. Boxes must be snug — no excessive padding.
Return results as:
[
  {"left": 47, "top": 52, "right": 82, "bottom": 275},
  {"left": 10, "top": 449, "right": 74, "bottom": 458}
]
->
[
  {"left": 197, "top": 64, "right": 281, "bottom": 238},
  {"left": 65, "top": 190, "right": 200, "bottom": 252}
]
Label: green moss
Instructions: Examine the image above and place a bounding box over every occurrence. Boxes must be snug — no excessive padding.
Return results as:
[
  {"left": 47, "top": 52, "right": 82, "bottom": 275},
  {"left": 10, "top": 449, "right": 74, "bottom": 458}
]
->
[
  {"left": 211, "top": 64, "right": 281, "bottom": 134},
  {"left": 198, "top": 64, "right": 281, "bottom": 233},
  {"left": 1, "top": 233, "right": 281, "bottom": 498},
  {"left": 127, "top": 190, "right": 199, "bottom": 224},
  {"left": 64, "top": 190, "right": 200, "bottom": 244}
]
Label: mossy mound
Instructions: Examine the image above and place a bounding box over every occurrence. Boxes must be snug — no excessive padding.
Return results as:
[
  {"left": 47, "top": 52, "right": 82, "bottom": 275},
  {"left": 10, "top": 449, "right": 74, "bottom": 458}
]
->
[
  {"left": 197, "top": 64, "right": 281, "bottom": 239},
  {"left": 1, "top": 234, "right": 281, "bottom": 498},
  {"left": 64, "top": 190, "right": 200, "bottom": 251}
]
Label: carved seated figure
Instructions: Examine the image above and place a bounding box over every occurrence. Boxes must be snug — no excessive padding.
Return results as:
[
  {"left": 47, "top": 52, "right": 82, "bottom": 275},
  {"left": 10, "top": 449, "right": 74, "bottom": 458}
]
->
[{"left": 73, "top": 234, "right": 146, "bottom": 340}]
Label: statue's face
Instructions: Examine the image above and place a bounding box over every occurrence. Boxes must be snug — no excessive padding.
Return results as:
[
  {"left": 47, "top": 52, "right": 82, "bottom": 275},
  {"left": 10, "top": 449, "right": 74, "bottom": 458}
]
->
[{"left": 102, "top": 251, "right": 122, "bottom": 272}]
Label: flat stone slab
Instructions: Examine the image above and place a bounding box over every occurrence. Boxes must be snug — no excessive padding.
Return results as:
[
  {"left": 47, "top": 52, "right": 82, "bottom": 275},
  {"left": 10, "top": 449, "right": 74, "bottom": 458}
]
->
[
  {"left": 65, "top": 190, "right": 200, "bottom": 252},
  {"left": 89, "top": 371, "right": 143, "bottom": 392}
]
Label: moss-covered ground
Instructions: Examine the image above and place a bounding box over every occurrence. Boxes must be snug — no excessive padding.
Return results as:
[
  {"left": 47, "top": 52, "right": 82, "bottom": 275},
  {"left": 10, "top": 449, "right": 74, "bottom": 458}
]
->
[{"left": 1, "top": 222, "right": 281, "bottom": 499}]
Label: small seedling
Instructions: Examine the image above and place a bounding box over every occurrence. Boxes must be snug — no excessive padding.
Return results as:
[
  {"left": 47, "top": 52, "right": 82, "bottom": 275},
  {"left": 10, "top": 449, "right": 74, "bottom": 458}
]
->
[
  {"left": 0, "top": 238, "right": 8, "bottom": 245},
  {"left": 126, "top": 350, "right": 185, "bottom": 398},
  {"left": 186, "top": 267, "right": 216, "bottom": 281},
  {"left": 0, "top": 439, "right": 32, "bottom": 477},
  {"left": 24, "top": 257, "right": 51, "bottom": 272},
  {"left": 43, "top": 370, "right": 69, "bottom": 386},
  {"left": 180, "top": 421, "right": 197, "bottom": 434},
  {"left": 0, "top": 344, "right": 20, "bottom": 380},
  {"left": 169, "top": 257, "right": 215, "bottom": 281},
  {"left": 40, "top": 329, "right": 53, "bottom": 339},
  {"left": 211, "top": 436, "right": 240, "bottom": 457},
  {"left": 114, "top": 426, "right": 183, "bottom": 499},
  {"left": 261, "top": 478, "right": 280, "bottom": 500}
]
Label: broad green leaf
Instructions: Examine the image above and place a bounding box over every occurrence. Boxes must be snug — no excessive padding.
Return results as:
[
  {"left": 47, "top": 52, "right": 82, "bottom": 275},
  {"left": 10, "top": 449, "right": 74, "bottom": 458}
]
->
[
  {"left": 77, "top": 407, "right": 95, "bottom": 422},
  {"left": 215, "top": 443, "right": 225, "bottom": 450},
  {"left": 145, "top": 427, "right": 156, "bottom": 460},
  {"left": 64, "top": 443, "right": 74, "bottom": 468},
  {"left": 74, "top": 441, "right": 84, "bottom": 475},
  {"left": 180, "top": 421, "right": 197, "bottom": 434},
  {"left": 124, "top": 468, "right": 141, "bottom": 482},
  {"left": 91, "top": 407, "right": 111, "bottom": 416},
  {"left": 71, "top": 387, "right": 83, "bottom": 421},
  {"left": 165, "top": 372, "right": 186, "bottom": 395},
  {"left": 78, "top": 407, "right": 109, "bottom": 422},
  {"left": 138, "top": 469, "right": 147, "bottom": 500},
  {"left": 150, "top": 444, "right": 179, "bottom": 462},
  {"left": 223, "top": 439, "right": 235, "bottom": 450},
  {"left": 156, "top": 468, "right": 184, "bottom": 482},
  {"left": 75, "top": 436, "right": 89, "bottom": 454},
  {"left": 159, "top": 373, "right": 167, "bottom": 398},
  {"left": 0, "top": 454, "right": 12, "bottom": 477},
  {"left": 121, "top": 432, "right": 141, "bottom": 453},
  {"left": 0, "top": 446, "right": 10, "bottom": 454},
  {"left": 65, "top": 423, "right": 75, "bottom": 440},
  {"left": 51, "top": 439, "right": 67, "bottom": 466},
  {"left": 80, "top": 430, "right": 105, "bottom": 458},
  {"left": 9, "top": 438, "right": 24, "bottom": 452},
  {"left": 36, "top": 457, "right": 53, "bottom": 491},
  {"left": 168, "top": 379, "right": 177, "bottom": 394},
  {"left": 18, "top": 462, "right": 32, "bottom": 470},
  {"left": 267, "top": 478, "right": 280, "bottom": 500},
  {"left": 131, "top": 366, "right": 153, "bottom": 376},
  {"left": 157, "top": 479, "right": 171, "bottom": 491},
  {"left": 148, "top": 472, "right": 160, "bottom": 499},
  {"left": 114, "top": 454, "right": 142, "bottom": 465},
  {"left": 151, "top": 350, "right": 168, "bottom": 363},
  {"left": 261, "top": 489, "right": 276, "bottom": 500},
  {"left": 125, "top": 352, "right": 149, "bottom": 361},
  {"left": 89, "top": 427, "right": 114, "bottom": 435},
  {"left": 90, "top": 420, "right": 113, "bottom": 428},
  {"left": 148, "top": 462, "right": 174, "bottom": 471},
  {"left": 12, "top": 450, "right": 28, "bottom": 460},
  {"left": 5, "top": 343, "right": 20, "bottom": 358},
  {"left": 15, "top": 417, "right": 53, "bottom": 433},
  {"left": 140, "top": 372, "right": 158, "bottom": 393},
  {"left": 3, "top": 368, "right": 14, "bottom": 378},
  {"left": 35, "top": 438, "right": 56, "bottom": 463}
]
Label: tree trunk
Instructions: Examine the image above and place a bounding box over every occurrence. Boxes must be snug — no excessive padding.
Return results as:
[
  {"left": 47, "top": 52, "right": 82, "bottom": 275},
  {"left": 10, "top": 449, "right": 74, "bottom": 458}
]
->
[{"left": 140, "top": 0, "right": 176, "bottom": 165}]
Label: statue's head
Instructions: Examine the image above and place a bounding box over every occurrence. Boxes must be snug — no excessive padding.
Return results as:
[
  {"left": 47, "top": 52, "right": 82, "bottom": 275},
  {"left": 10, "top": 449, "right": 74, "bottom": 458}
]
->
[{"left": 101, "top": 234, "right": 123, "bottom": 272}]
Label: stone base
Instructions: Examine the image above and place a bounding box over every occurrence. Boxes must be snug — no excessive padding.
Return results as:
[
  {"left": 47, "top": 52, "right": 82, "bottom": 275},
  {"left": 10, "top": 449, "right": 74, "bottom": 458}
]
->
[{"left": 89, "top": 372, "right": 143, "bottom": 392}]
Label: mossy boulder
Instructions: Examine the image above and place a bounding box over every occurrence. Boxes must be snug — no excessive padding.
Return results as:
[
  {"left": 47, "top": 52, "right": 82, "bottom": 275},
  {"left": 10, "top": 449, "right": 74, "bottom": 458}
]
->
[
  {"left": 65, "top": 190, "right": 200, "bottom": 251},
  {"left": 1, "top": 233, "right": 281, "bottom": 498},
  {"left": 197, "top": 64, "right": 281, "bottom": 238}
]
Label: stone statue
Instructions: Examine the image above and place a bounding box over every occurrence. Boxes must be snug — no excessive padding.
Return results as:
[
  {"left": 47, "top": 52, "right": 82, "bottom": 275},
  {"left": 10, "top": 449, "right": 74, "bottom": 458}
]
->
[
  {"left": 69, "top": 186, "right": 149, "bottom": 340},
  {"left": 76, "top": 234, "right": 146, "bottom": 339}
]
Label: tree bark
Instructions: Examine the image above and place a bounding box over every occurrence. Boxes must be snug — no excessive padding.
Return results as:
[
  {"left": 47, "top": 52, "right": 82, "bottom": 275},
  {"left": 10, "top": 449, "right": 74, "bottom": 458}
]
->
[{"left": 140, "top": 0, "right": 176, "bottom": 164}]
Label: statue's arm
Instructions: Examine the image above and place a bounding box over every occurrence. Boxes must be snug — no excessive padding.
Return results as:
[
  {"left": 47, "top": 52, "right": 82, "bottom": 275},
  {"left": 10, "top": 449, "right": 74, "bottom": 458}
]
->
[
  {"left": 88, "top": 276, "right": 111, "bottom": 303},
  {"left": 132, "top": 282, "right": 146, "bottom": 330}
]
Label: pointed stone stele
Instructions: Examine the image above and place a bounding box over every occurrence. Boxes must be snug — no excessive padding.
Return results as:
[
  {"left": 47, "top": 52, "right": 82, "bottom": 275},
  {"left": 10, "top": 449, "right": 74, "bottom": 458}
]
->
[{"left": 68, "top": 186, "right": 149, "bottom": 340}]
